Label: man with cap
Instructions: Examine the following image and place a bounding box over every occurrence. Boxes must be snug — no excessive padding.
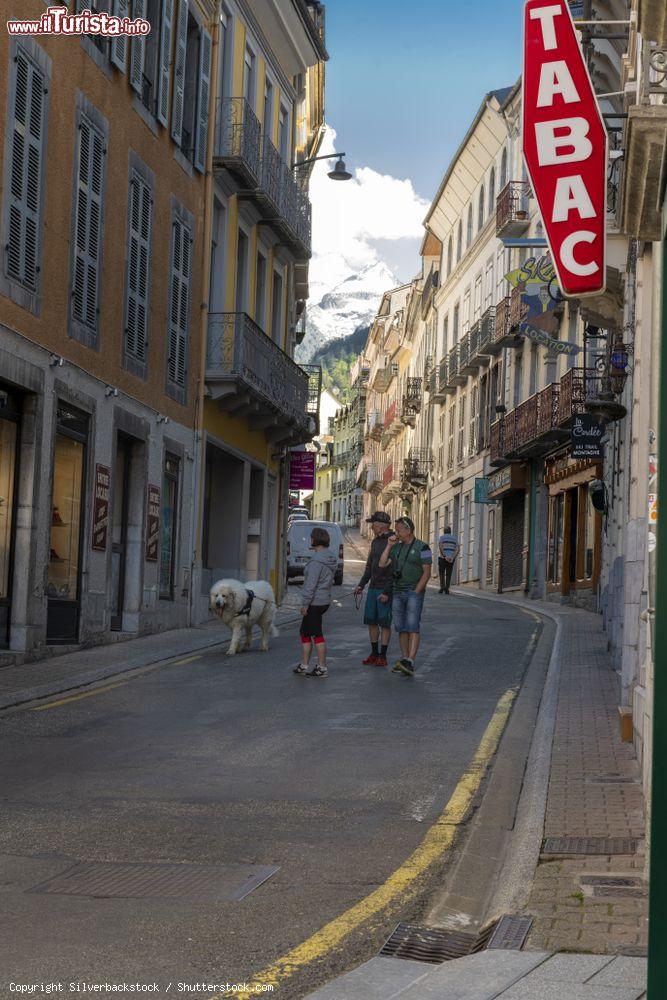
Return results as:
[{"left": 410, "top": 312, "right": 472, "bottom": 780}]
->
[{"left": 354, "top": 511, "right": 394, "bottom": 666}]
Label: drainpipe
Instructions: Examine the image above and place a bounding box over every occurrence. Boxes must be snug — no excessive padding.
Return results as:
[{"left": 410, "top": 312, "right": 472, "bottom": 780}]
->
[
  {"left": 189, "top": 0, "right": 221, "bottom": 626},
  {"left": 648, "top": 234, "right": 666, "bottom": 999}
]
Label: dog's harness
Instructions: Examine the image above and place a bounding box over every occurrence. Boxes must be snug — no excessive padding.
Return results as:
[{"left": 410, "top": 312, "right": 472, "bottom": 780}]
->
[{"left": 238, "top": 589, "right": 255, "bottom": 617}]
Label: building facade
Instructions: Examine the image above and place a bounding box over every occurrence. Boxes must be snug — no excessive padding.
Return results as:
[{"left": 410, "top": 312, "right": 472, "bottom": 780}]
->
[
  {"left": 0, "top": 0, "right": 212, "bottom": 657},
  {"left": 197, "top": 0, "right": 326, "bottom": 614}
]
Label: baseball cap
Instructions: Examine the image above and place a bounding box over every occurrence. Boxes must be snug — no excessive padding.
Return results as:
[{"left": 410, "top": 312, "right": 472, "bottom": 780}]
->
[{"left": 365, "top": 511, "right": 391, "bottom": 525}]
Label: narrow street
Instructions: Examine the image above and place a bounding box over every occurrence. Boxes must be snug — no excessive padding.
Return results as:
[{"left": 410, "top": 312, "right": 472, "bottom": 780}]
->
[{"left": 0, "top": 567, "right": 537, "bottom": 996}]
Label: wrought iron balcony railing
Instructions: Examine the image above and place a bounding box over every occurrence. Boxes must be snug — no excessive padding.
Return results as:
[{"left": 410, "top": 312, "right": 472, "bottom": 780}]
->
[
  {"left": 448, "top": 344, "right": 466, "bottom": 386},
  {"left": 213, "top": 98, "right": 261, "bottom": 187},
  {"left": 496, "top": 181, "right": 530, "bottom": 237},
  {"left": 403, "top": 448, "right": 432, "bottom": 487},
  {"left": 206, "top": 313, "right": 310, "bottom": 438},
  {"left": 509, "top": 285, "right": 529, "bottom": 330},
  {"left": 490, "top": 372, "right": 589, "bottom": 464}
]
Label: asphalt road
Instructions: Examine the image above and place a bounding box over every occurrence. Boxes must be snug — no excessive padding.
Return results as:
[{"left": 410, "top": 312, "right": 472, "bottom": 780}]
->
[{"left": 0, "top": 561, "right": 538, "bottom": 999}]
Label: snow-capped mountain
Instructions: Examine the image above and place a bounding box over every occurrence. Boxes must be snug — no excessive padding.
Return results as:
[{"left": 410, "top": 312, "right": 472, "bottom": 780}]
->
[{"left": 296, "top": 258, "right": 399, "bottom": 362}]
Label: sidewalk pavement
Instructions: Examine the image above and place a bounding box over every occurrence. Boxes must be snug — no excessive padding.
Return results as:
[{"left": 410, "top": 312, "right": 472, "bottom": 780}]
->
[
  {"left": 0, "top": 599, "right": 303, "bottom": 711},
  {"left": 304, "top": 577, "right": 648, "bottom": 999}
]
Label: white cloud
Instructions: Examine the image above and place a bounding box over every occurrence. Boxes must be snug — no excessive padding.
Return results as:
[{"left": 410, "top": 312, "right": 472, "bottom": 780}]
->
[{"left": 309, "top": 127, "right": 429, "bottom": 290}]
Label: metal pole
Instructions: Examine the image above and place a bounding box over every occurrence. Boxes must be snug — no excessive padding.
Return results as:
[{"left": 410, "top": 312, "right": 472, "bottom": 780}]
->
[{"left": 648, "top": 232, "right": 667, "bottom": 999}]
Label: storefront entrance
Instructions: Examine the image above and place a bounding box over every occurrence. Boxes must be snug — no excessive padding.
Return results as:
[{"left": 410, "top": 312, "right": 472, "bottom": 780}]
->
[
  {"left": 46, "top": 404, "right": 88, "bottom": 643},
  {"left": 500, "top": 490, "right": 526, "bottom": 591},
  {"left": 111, "top": 436, "right": 133, "bottom": 630},
  {"left": 0, "top": 388, "right": 21, "bottom": 647},
  {"left": 546, "top": 455, "right": 602, "bottom": 599}
]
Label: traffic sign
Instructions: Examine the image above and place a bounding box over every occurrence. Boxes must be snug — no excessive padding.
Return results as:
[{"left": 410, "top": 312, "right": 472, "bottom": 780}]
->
[{"left": 523, "top": 0, "right": 607, "bottom": 297}]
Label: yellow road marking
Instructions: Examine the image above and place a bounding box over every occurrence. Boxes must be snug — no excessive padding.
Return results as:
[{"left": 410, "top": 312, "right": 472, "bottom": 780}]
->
[
  {"left": 31, "top": 681, "right": 126, "bottom": 711},
  {"left": 170, "top": 654, "right": 202, "bottom": 666},
  {"left": 226, "top": 686, "right": 518, "bottom": 1000}
]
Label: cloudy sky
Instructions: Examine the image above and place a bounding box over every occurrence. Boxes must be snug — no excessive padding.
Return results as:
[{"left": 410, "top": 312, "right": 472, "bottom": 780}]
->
[{"left": 310, "top": 0, "right": 523, "bottom": 284}]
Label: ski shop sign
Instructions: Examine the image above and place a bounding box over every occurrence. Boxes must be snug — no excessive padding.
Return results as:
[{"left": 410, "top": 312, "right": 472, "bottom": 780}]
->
[{"left": 523, "top": 0, "right": 607, "bottom": 297}]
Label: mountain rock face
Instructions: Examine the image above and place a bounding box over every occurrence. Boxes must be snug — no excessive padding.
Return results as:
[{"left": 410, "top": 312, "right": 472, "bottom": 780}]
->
[{"left": 296, "top": 258, "right": 398, "bottom": 363}]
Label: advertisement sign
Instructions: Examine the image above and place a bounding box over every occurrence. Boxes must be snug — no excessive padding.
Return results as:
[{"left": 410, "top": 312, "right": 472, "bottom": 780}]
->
[
  {"left": 91, "top": 464, "right": 111, "bottom": 552},
  {"left": 523, "top": 0, "right": 607, "bottom": 297},
  {"left": 289, "top": 451, "right": 316, "bottom": 491},
  {"left": 474, "top": 478, "right": 497, "bottom": 504},
  {"left": 571, "top": 413, "right": 604, "bottom": 459},
  {"left": 146, "top": 484, "right": 160, "bottom": 561}
]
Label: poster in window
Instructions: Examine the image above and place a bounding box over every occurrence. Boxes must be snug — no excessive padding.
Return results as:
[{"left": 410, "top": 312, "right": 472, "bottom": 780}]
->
[
  {"left": 146, "top": 483, "right": 160, "bottom": 561},
  {"left": 91, "top": 464, "right": 111, "bottom": 552}
]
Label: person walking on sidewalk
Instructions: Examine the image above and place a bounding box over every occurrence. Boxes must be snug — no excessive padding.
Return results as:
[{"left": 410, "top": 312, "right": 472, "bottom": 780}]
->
[
  {"left": 379, "top": 517, "right": 432, "bottom": 677},
  {"left": 438, "top": 524, "right": 460, "bottom": 594},
  {"left": 293, "top": 527, "right": 337, "bottom": 679},
  {"left": 354, "top": 511, "right": 394, "bottom": 667}
]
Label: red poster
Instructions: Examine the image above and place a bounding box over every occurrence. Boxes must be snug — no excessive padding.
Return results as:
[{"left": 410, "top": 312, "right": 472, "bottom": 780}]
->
[
  {"left": 289, "top": 451, "right": 316, "bottom": 490},
  {"left": 146, "top": 483, "right": 160, "bottom": 562},
  {"left": 91, "top": 464, "right": 111, "bottom": 552},
  {"left": 523, "top": 0, "right": 607, "bottom": 297}
]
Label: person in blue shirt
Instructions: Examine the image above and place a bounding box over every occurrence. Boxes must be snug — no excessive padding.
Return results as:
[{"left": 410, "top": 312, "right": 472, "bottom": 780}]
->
[{"left": 438, "top": 525, "right": 460, "bottom": 594}]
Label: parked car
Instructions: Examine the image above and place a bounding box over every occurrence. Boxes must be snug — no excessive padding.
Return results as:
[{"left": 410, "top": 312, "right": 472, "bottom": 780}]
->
[
  {"left": 287, "top": 511, "right": 310, "bottom": 527},
  {"left": 289, "top": 505, "right": 310, "bottom": 516},
  {"left": 286, "top": 520, "right": 344, "bottom": 586}
]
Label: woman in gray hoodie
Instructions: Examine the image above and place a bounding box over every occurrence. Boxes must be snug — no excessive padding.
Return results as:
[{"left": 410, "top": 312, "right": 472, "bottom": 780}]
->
[{"left": 293, "top": 526, "right": 338, "bottom": 678}]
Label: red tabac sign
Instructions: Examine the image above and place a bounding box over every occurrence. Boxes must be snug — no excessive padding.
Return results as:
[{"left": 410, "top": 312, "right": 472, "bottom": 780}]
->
[{"left": 523, "top": 0, "right": 607, "bottom": 297}]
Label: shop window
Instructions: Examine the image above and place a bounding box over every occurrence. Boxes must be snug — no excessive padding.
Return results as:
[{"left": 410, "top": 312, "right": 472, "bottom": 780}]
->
[
  {"left": 160, "top": 454, "right": 179, "bottom": 599},
  {"left": 47, "top": 405, "right": 88, "bottom": 607}
]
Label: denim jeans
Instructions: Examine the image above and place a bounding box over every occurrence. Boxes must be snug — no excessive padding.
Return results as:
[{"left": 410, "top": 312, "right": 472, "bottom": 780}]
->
[{"left": 392, "top": 590, "right": 425, "bottom": 633}]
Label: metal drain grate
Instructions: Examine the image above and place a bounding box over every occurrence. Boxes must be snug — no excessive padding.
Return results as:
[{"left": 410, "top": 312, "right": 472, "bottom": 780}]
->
[
  {"left": 29, "top": 861, "right": 279, "bottom": 902},
  {"left": 487, "top": 915, "right": 534, "bottom": 950},
  {"left": 380, "top": 921, "right": 496, "bottom": 964},
  {"left": 542, "top": 836, "right": 639, "bottom": 857}
]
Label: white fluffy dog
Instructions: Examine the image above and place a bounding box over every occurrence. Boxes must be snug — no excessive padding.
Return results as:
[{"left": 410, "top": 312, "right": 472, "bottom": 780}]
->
[{"left": 210, "top": 578, "right": 279, "bottom": 655}]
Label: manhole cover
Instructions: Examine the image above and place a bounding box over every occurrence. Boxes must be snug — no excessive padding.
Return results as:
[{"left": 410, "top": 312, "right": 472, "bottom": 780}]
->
[
  {"left": 29, "top": 861, "right": 279, "bottom": 901},
  {"left": 487, "top": 915, "right": 533, "bottom": 950},
  {"left": 380, "top": 921, "right": 496, "bottom": 964},
  {"left": 542, "top": 837, "right": 639, "bottom": 857}
]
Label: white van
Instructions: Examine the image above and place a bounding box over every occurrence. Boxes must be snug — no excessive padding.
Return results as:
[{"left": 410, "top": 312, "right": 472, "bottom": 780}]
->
[{"left": 286, "top": 520, "right": 344, "bottom": 586}]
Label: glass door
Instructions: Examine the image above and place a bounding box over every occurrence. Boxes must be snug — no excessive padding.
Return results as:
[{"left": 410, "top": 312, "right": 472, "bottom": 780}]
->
[
  {"left": 0, "top": 398, "right": 20, "bottom": 647},
  {"left": 46, "top": 404, "right": 88, "bottom": 643}
]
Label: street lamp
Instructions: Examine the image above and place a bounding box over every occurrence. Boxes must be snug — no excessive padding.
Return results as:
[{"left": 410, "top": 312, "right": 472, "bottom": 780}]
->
[{"left": 292, "top": 151, "right": 353, "bottom": 181}]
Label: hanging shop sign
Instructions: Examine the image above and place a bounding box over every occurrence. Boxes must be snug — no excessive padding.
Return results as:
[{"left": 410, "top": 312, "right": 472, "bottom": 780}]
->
[
  {"left": 571, "top": 413, "right": 604, "bottom": 458},
  {"left": 91, "top": 464, "right": 111, "bottom": 552},
  {"left": 289, "top": 451, "right": 316, "bottom": 491},
  {"left": 146, "top": 483, "right": 161, "bottom": 562},
  {"left": 487, "top": 465, "right": 528, "bottom": 499},
  {"left": 520, "top": 322, "right": 582, "bottom": 354},
  {"left": 523, "top": 0, "right": 607, "bottom": 297}
]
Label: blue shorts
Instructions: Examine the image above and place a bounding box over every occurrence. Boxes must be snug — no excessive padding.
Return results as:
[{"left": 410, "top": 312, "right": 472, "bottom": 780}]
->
[
  {"left": 363, "top": 588, "right": 393, "bottom": 627},
  {"left": 392, "top": 590, "right": 425, "bottom": 633}
]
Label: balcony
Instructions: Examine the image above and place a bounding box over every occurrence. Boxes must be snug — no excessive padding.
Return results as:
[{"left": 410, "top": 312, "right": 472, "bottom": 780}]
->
[
  {"left": 623, "top": 38, "right": 667, "bottom": 239},
  {"left": 367, "top": 463, "right": 382, "bottom": 493},
  {"left": 259, "top": 136, "right": 312, "bottom": 259},
  {"left": 475, "top": 306, "right": 496, "bottom": 359},
  {"left": 205, "top": 312, "right": 312, "bottom": 445},
  {"left": 401, "top": 377, "right": 423, "bottom": 426},
  {"left": 460, "top": 330, "right": 479, "bottom": 376},
  {"left": 366, "top": 410, "right": 383, "bottom": 441},
  {"left": 490, "top": 373, "right": 588, "bottom": 464},
  {"left": 496, "top": 181, "right": 530, "bottom": 237},
  {"left": 372, "top": 362, "right": 398, "bottom": 393},
  {"left": 448, "top": 344, "right": 466, "bottom": 386},
  {"left": 402, "top": 448, "right": 431, "bottom": 489},
  {"left": 213, "top": 98, "right": 261, "bottom": 188},
  {"left": 488, "top": 296, "right": 512, "bottom": 353},
  {"left": 382, "top": 461, "right": 401, "bottom": 496},
  {"left": 383, "top": 399, "right": 403, "bottom": 437}
]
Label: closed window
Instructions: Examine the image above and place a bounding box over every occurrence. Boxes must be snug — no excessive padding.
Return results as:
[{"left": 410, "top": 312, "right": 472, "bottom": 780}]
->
[
  {"left": 279, "top": 105, "right": 290, "bottom": 163},
  {"left": 243, "top": 46, "right": 256, "bottom": 105},
  {"left": 71, "top": 113, "right": 106, "bottom": 341},
  {"left": 469, "top": 383, "right": 478, "bottom": 456},
  {"left": 124, "top": 167, "right": 153, "bottom": 374},
  {"left": 5, "top": 45, "right": 47, "bottom": 293},
  {"left": 488, "top": 167, "right": 496, "bottom": 216},
  {"left": 478, "top": 186, "right": 485, "bottom": 230},
  {"left": 263, "top": 78, "right": 274, "bottom": 139},
  {"left": 171, "top": 2, "right": 212, "bottom": 172},
  {"left": 473, "top": 276, "right": 482, "bottom": 323},
  {"left": 466, "top": 205, "right": 473, "bottom": 247},
  {"left": 271, "top": 269, "right": 284, "bottom": 343},
  {"left": 255, "top": 250, "right": 267, "bottom": 329},
  {"left": 167, "top": 209, "right": 192, "bottom": 397},
  {"left": 484, "top": 258, "right": 494, "bottom": 311},
  {"left": 462, "top": 290, "right": 471, "bottom": 336}
]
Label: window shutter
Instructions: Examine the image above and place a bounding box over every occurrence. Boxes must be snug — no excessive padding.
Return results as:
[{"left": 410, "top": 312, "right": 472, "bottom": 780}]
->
[
  {"left": 110, "top": 0, "right": 129, "bottom": 73},
  {"left": 157, "top": 0, "right": 174, "bottom": 127},
  {"left": 168, "top": 217, "right": 190, "bottom": 386},
  {"left": 129, "top": 0, "right": 147, "bottom": 95},
  {"left": 72, "top": 116, "right": 105, "bottom": 330},
  {"left": 6, "top": 50, "right": 45, "bottom": 291},
  {"left": 194, "top": 26, "right": 212, "bottom": 172},
  {"left": 125, "top": 171, "right": 152, "bottom": 364},
  {"left": 170, "top": 0, "right": 188, "bottom": 145}
]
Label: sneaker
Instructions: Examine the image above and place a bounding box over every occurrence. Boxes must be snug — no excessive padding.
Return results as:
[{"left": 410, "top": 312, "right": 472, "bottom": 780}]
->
[
  {"left": 395, "top": 658, "right": 415, "bottom": 677},
  {"left": 391, "top": 660, "right": 404, "bottom": 673},
  {"left": 375, "top": 656, "right": 388, "bottom": 667},
  {"left": 306, "top": 665, "right": 328, "bottom": 678},
  {"left": 362, "top": 654, "right": 379, "bottom": 665},
  {"left": 293, "top": 664, "right": 309, "bottom": 676}
]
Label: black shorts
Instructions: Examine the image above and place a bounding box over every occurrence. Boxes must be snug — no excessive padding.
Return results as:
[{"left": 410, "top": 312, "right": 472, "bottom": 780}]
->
[{"left": 300, "top": 604, "right": 330, "bottom": 640}]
